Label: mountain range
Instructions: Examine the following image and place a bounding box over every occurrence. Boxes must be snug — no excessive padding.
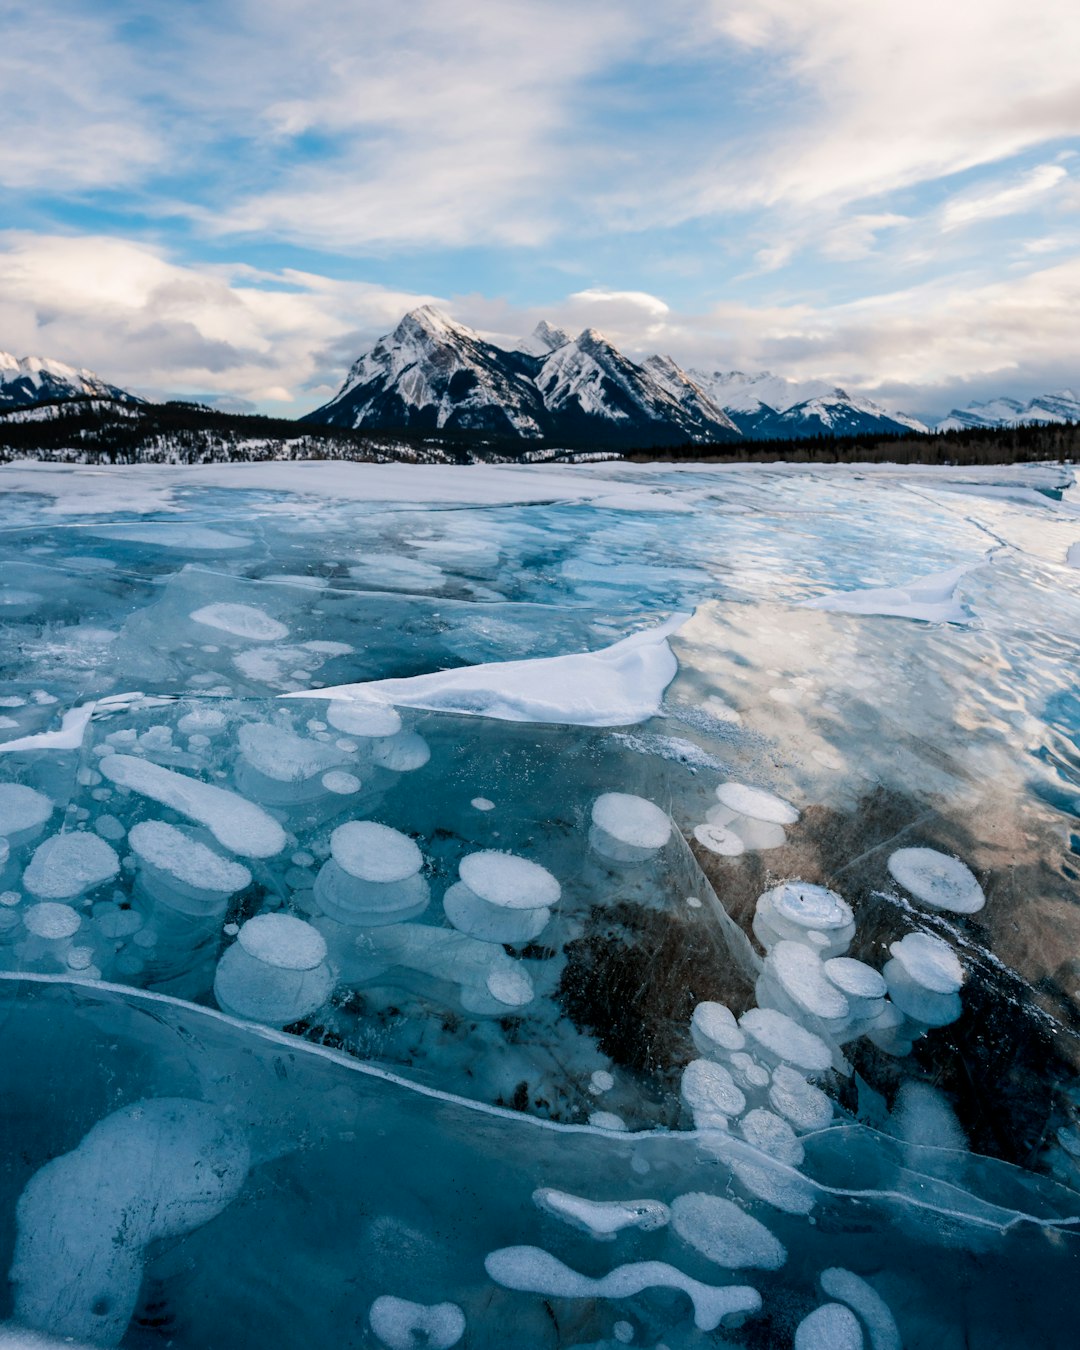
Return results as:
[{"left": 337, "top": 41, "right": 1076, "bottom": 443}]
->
[
  {"left": 2, "top": 313, "right": 1078, "bottom": 448},
  {"left": 302, "top": 307, "right": 926, "bottom": 446}
]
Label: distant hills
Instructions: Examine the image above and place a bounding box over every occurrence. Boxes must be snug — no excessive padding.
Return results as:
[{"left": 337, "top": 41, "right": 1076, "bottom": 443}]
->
[{"left": 2, "top": 314, "right": 1078, "bottom": 453}]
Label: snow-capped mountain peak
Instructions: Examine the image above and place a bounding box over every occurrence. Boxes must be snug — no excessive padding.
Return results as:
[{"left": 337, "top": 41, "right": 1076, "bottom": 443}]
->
[
  {"left": 0, "top": 352, "right": 140, "bottom": 411},
  {"left": 516, "top": 320, "right": 571, "bottom": 357}
]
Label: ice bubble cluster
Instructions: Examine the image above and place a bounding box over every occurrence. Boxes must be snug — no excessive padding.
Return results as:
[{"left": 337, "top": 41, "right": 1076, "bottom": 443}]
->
[
  {"left": 444, "top": 849, "right": 560, "bottom": 945},
  {"left": 0, "top": 783, "right": 53, "bottom": 844},
  {"left": 887, "top": 846, "right": 986, "bottom": 914},
  {"left": 10, "top": 1098, "right": 249, "bottom": 1347},
  {"left": 590, "top": 792, "right": 672, "bottom": 863},
  {"left": 753, "top": 882, "right": 855, "bottom": 957},
  {"left": 356, "top": 924, "right": 536, "bottom": 1014},
  {"left": 235, "top": 721, "right": 349, "bottom": 806},
  {"left": 696, "top": 780, "right": 799, "bottom": 855},
  {"left": 314, "top": 821, "right": 429, "bottom": 927},
  {"left": 325, "top": 695, "right": 402, "bottom": 738},
  {"left": 214, "top": 914, "right": 334, "bottom": 1025}
]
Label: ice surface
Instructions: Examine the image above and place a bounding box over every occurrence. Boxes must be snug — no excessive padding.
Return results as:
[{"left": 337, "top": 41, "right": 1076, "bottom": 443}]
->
[
  {"left": 887, "top": 846, "right": 986, "bottom": 913},
  {"left": 4, "top": 460, "right": 1080, "bottom": 1347},
  {"left": 98, "top": 755, "right": 286, "bottom": 857}
]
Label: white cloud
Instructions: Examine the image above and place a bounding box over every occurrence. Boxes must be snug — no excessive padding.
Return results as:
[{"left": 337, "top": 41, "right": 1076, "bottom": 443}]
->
[
  {"left": 0, "top": 233, "right": 437, "bottom": 408},
  {"left": 942, "top": 163, "right": 1069, "bottom": 231},
  {"left": 701, "top": 0, "right": 1080, "bottom": 212}
]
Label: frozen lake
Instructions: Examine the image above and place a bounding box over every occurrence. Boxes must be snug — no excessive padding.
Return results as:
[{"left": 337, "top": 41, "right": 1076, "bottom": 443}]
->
[{"left": 1, "top": 457, "right": 1079, "bottom": 1348}]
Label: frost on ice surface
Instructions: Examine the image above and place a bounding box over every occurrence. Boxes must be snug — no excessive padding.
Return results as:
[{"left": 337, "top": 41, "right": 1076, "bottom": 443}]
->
[{"left": 4, "top": 460, "right": 1080, "bottom": 1348}]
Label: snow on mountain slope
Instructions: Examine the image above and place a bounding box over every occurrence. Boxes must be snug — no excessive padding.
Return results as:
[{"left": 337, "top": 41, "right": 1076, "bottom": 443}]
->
[
  {"left": 304, "top": 306, "right": 548, "bottom": 438},
  {"left": 535, "top": 330, "right": 740, "bottom": 445},
  {"left": 641, "top": 356, "right": 741, "bottom": 436},
  {"left": 0, "top": 353, "right": 140, "bottom": 411},
  {"left": 689, "top": 367, "right": 926, "bottom": 438},
  {"left": 515, "top": 320, "right": 571, "bottom": 357},
  {"left": 937, "top": 391, "right": 1080, "bottom": 432},
  {"left": 308, "top": 311, "right": 740, "bottom": 446}
]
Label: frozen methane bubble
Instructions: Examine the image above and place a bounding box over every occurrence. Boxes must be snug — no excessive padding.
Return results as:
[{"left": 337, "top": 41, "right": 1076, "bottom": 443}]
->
[
  {"left": 795, "top": 1303, "right": 864, "bottom": 1350},
  {"left": 332, "top": 822, "right": 423, "bottom": 883},
  {"left": 10, "top": 1098, "right": 249, "bottom": 1347},
  {"left": 235, "top": 722, "right": 348, "bottom": 805},
  {"left": 761, "top": 941, "right": 851, "bottom": 1023},
  {"left": 23, "top": 902, "right": 81, "bottom": 939},
  {"left": 98, "top": 756, "right": 286, "bottom": 858},
  {"left": 680, "top": 1059, "right": 747, "bottom": 1127},
  {"left": 326, "top": 696, "right": 402, "bottom": 738},
  {"left": 739, "top": 1008, "right": 833, "bottom": 1074},
  {"left": 189, "top": 602, "right": 288, "bottom": 642},
  {"left": 716, "top": 782, "right": 799, "bottom": 825},
  {"left": 823, "top": 957, "right": 887, "bottom": 1017},
  {"left": 371, "top": 731, "right": 431, "bottom": 772},
  {"left": 739, "top": 1108, "right": 805, "bottom": 1166},
  {"left": 671, "top": 1192, "right": 787, "bottom": 1270},
  {"left": 691, "top": 1001, "right": 746, "bottom": 1058},
  {"left": 358, "top": 925, "right": 535, "bottom": 1014},
  {"left": 484, "top": 1247, "right": 762, "bottom": 1332},
  {"left": 176, "top": 707, "right": 228, "bottom": 737},
  {"left": 314, "top": 822, "right": 429, "bottom": 927},
  {"left": 886, "top": 846, "right": 986, "bottom": 914},
  {"left": 533, "top": 1189, "right": 670, "bottom": 1240},
  {"left": 321, "top": 770, "right": 361, "bottom": 795},
  {"left": 590, "top": 792, "right": 672, "bottom": 863},
  {"left": 693, "top": 823, "right": 746, "bottom": 856},
  {"left": 22, "top": 833, "right": 119, "bottom": 900},
  {"left": 753, "top": 881, "right": 855, "bottom": 957},
  {"left": 889, "top": 931, "right": 964, "bottom": 993},
  {"left": 819, "top": 1269, "right": 901, "bottom": 1350},
  {"left": 445, "top": 850, "right": 561, "bottom": 945},
  {"left": 368, "top": 1296, "right": 465, "bottom": 1350},
  {"left": 129, "top": 820, "right": 251, "bottom": 913},
  {"left": 213, "top": 914, "right": 334, "bottom": 1025},
  {"left": 768, "top": 1065, "right": 834, "bottom": 1132},
  {"left": 0, "top": 783, "right": 53, "bottom": 842}
]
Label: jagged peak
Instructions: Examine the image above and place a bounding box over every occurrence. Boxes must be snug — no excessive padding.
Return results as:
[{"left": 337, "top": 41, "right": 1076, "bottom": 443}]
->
[{"left": 393, "top": 305, "right": 476, "bottom": 344}]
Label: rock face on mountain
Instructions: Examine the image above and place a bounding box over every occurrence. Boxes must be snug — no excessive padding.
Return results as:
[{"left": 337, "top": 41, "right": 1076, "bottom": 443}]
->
[
  {"left": 937, "top": 391, "right": 1080, "bottom": 432},
  {"left": 0, "top": 353, "right": 140, "bottom": 411},
  {"left": 304, "top": 309, "right": 741, "bottom": 447}
]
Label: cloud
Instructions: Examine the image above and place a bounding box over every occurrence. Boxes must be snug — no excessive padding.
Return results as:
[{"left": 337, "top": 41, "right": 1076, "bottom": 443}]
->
[
  {"left": 701, "top": 0, "right": 1080, "bottom": 213},
  {"left": 941, "top": 163, "right": 1069, "bottom": 231},
  {"left": 0, "top": 233, "right": 438, "bottom": 408}
]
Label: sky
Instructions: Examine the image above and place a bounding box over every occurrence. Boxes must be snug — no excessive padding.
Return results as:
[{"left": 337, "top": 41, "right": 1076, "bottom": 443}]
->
[{"left": 1, "top": 0, "right": 1078, "bottom": 422}]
